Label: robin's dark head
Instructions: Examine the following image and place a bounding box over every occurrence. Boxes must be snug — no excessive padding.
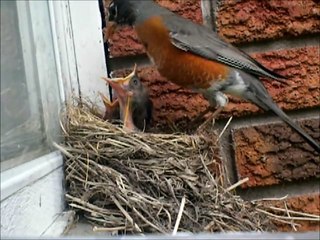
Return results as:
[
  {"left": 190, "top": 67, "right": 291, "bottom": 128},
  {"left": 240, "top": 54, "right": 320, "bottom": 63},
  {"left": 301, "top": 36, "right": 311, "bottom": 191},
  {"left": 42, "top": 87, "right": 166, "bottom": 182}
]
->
[
  {"left": 107, "top": 0, "right": 137, "bottom": 26},
  {"left": 106, "top": 0, "right": 166, "bottom": 39}
]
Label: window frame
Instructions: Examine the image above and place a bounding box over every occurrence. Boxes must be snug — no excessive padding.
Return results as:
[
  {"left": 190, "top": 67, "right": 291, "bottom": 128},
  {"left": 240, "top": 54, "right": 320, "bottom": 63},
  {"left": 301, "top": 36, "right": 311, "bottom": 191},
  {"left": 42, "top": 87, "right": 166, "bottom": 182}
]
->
[{"left": 1, "top": 0, "right": 108, "bottom": 199}]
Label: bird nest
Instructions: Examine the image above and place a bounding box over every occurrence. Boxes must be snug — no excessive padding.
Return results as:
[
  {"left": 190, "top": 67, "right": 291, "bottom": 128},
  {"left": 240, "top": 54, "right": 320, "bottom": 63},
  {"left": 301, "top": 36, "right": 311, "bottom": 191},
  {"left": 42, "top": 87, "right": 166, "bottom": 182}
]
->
[{"left": 56, "top": 99, "right": 319, "bottom": 235}]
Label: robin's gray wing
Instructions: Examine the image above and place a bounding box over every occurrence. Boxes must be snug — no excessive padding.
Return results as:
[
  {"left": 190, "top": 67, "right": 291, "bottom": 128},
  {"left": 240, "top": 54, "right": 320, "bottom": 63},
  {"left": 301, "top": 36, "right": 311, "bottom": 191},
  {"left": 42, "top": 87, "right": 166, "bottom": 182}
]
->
[{"left": 162, "top": 14, "right": 287, "bottom": 82}]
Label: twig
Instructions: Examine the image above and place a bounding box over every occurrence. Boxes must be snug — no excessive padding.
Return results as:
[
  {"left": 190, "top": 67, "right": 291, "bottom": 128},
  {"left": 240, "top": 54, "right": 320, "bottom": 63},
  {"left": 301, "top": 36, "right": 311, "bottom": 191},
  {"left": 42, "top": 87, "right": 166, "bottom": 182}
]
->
[
  {"left": 284, "top": 201, "right": 297, "bottom": 231},
  {"left": 132, "top": 207, "right": 166, "bottom": 234},
  {"left": 251, "top": 195, "right": 288, "bottom": 202},
  {"left": 216, "top": 117, "right": 232, "bottom": 144},
  {"left": 93, "top": 226, "right": 131, "bottom": 232},
  {"left": 256, "top": 208, "right": 320, "bottom": 221},
  {"left": 204, "top": 220, "right": 215, "bottom": 231},
  {"left": 271, "top": 218, "right": 301, "bottom": 227},
  {"left": 268, "top": 206, "right": 320, "bottom": 219},
  {"left": 53, "top": 142, "right": 73, "bottom": 158},
  {"left": 226, "top": 177, "right": 249, "bottom": 191},
  {"left": 172, "top": 195, "right": 186, "bottom": 235},
  {"left": 85, "top": 153, "right": 90, "bottom": 189},
  {"left": 199, "top": 153, "right": 217, "bottom": 187},
  {"left": 66, "top": 194, "right": 109, "bottom": 214},
  {"left": 111, "top": 196, "right": 142, "bottom": 233}
]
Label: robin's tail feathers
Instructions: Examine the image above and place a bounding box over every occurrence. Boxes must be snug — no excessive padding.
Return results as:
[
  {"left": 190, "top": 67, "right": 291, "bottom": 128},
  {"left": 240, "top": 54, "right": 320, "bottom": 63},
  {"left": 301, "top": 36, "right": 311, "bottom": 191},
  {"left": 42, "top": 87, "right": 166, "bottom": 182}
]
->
[
  {"left": 257, "top": 98, "right": 320, "bottom": 153},
  {"left": 240, "top": 75, "right": 320, "bottom": 153}
]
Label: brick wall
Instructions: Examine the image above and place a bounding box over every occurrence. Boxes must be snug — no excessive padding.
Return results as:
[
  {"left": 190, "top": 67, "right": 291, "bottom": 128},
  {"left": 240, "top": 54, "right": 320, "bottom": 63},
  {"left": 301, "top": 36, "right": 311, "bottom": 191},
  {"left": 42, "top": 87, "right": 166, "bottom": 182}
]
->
[{"left": 103, "top": 0, "right": 320, "bottom": 232}]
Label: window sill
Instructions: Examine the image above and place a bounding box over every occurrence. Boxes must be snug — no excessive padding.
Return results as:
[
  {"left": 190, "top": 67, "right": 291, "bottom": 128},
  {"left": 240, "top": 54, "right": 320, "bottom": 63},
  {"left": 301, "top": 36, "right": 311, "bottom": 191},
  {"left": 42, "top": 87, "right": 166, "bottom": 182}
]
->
[{"left": 1, "top": 151, "right": 63, "bottom": 201}]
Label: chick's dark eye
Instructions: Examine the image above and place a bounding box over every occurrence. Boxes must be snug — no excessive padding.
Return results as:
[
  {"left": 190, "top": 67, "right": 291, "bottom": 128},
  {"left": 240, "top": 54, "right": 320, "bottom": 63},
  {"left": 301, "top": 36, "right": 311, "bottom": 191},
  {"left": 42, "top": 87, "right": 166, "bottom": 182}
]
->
[{"left": 133, "top": 79, "right": 138, "bottom": 85}]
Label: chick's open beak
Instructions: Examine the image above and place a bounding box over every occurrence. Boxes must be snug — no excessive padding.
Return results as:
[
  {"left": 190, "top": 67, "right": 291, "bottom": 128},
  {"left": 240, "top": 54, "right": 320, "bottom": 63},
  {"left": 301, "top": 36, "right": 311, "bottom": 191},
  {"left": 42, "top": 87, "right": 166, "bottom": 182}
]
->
[
  {"left": 122, "top": 92, "right": 137, "bottom": 132},
  {"left": 101, "top": 72, "right": 137, "bottom": 132},
  {"left": 98, "top": 91, "right": 119, "bottom": 121},
  {"left": 101, "top": 65, "right": 137, "bottom": 99},
  {"left": 102, "top": 77, "right": 130, "bottom": 99},
  {"left": 98, "top": 91, "right": 114, "bottom": 108}
]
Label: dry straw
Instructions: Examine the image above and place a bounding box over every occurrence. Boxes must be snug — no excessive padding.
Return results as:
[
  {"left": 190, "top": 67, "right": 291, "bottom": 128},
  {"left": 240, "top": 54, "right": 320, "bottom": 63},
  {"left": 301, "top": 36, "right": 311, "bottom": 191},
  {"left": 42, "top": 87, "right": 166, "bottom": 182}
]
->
[{"left": 56, "top": 99, "right": 319, "bottom": 234}]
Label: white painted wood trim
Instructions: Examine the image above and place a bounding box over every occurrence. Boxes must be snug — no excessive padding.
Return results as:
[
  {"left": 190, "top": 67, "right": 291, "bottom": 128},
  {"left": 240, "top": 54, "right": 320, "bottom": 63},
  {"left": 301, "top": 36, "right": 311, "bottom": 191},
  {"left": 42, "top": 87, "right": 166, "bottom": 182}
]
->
[
  {"left": 48, "top": 0, "right": 66, "bottom": 103},
  {"left": 48, "top": 0, "right": 109, "bottom": 106},
  {"left": 0, "top": 151, "right": 63, "bottom": 201},
  {"left": 48, "top": 0, "right": 80, "bottom": 101},
  {"left": 68, "top": 0, "right": 109, "bottom": 107}
]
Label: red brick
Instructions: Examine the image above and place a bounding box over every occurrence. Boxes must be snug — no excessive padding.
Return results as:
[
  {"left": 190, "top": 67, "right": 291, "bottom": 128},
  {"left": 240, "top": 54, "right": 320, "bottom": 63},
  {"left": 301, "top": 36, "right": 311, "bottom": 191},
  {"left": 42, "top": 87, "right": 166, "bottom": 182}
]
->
[
  {"left": 217, "top": 0, "right": 320, "bottom": 43},
  {"left": 107, "top": 26, "right": 144, "bottom": 57},
  {"left": 216, "top": 0, "right": 320, "bottom": 44},
  {"left": 112, "top": 47, "right": 319, "bottom": 125},
  {"left": 107, "top": 0, "right": 202, "bottom": 58},
  {"left": 232, "top": 118, "right": 320, "bottom": 188},
  {"left": 264, "top": 194, "right": 320, "bottom": 232}
]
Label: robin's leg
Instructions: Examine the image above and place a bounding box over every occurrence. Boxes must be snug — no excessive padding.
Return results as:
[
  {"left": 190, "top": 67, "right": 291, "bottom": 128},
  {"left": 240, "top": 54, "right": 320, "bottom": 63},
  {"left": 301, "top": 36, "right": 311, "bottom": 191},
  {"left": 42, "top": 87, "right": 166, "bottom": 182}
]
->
[
  {"left": 197, "top": 91, "right": 228, "bottom": 132},
  {"left": 197, "top": 106, "right": 223, "bottom": 132},
  {"left": 190, "top": 105, "right": 216, "bottom": 126},
  {"left": 189, "top": 90, "right": 220, "bottom": 127}
]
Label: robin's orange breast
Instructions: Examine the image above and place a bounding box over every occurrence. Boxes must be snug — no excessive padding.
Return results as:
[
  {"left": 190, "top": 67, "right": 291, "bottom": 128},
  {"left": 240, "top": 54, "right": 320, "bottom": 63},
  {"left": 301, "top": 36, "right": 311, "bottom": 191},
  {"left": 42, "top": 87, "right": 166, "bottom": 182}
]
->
[{"left": 135, "top": 16, "right": 229, "bottom": 89}]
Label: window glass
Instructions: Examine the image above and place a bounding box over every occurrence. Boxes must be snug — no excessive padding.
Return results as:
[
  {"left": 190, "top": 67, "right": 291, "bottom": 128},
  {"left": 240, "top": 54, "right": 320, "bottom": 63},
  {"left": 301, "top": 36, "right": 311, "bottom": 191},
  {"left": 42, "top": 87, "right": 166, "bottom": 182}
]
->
[{"left": 1, "top": 0, "right": 60, "bottom": 171}]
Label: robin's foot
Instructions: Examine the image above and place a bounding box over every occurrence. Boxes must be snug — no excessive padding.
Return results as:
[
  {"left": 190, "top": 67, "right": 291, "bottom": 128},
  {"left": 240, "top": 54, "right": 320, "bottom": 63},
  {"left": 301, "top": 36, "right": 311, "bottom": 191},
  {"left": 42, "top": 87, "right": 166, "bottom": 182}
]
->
[
  {"left": 197, "top": 106, "right": 223, "bottom": 133},
  {"left": 190, "top": 106, "right": 216, "bottom": 127}
]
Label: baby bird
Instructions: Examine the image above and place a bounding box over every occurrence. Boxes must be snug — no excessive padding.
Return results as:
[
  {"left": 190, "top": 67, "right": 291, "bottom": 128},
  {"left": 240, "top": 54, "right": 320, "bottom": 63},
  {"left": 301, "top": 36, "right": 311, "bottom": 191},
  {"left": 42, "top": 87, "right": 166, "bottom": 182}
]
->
[{"left": 102, "top": 65, "right": 153, "bottom": 132}]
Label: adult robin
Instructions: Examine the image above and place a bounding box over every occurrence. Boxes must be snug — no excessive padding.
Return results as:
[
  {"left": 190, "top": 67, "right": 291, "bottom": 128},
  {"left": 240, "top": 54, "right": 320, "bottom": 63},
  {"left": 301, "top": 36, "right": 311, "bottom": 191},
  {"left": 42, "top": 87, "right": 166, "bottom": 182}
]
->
[
  {"left": 105, "top": 0, "right": 320, "bottom": 152},
  {"left": 102, "top": 65, "right": 153, "bottom": 132}
]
